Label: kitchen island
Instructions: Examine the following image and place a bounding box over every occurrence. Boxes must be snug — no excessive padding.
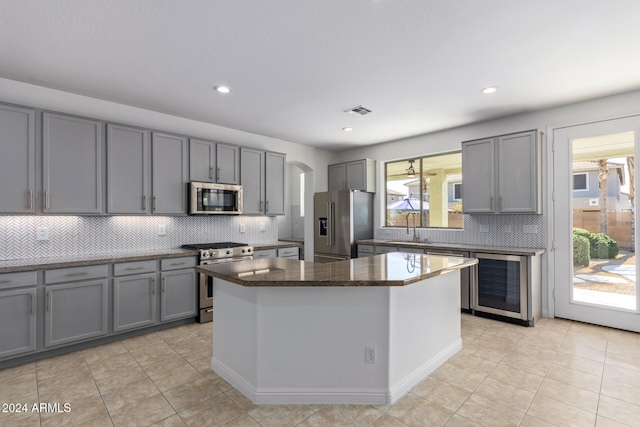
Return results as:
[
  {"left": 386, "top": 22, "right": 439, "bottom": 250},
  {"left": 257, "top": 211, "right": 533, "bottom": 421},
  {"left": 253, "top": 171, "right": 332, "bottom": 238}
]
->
[{"left": 197, "top": 252, "right": 477, "bottom": 405}]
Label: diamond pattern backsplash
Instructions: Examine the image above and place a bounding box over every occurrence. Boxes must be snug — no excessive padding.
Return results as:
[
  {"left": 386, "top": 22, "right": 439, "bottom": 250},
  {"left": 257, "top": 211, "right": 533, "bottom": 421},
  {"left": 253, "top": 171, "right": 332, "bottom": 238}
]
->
[
  {"left": 0, "top": 215, "right": 278, "bottom": 261},
  {"left": 375, "top": 214, "right": 547, "bottom": 248}
]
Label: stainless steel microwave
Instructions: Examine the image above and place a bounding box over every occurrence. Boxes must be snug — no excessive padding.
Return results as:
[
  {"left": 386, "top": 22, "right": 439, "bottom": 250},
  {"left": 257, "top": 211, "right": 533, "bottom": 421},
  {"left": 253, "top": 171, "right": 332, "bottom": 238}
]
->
[{"left": 189, "top": 182, "right": 243, "bottom": 214}]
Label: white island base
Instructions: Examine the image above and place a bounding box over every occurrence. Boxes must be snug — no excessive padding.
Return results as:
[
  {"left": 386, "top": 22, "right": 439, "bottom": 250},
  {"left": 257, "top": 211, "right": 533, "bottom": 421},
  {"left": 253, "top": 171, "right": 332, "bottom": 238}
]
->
[{"left": 209, "top": 271, "right": 462, "bottom": 405}]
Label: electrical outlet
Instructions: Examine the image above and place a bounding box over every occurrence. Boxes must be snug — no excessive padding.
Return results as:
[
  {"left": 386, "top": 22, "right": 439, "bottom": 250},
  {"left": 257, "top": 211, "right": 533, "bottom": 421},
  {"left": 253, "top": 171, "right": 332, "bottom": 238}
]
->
[
  {"left": 504, "top": 224, "right": 512, "bottom": 233},
  {"left": 36, "top": 227, "right": 49, "bottom": 241},
  {"left": 478, "top": 224, "right": 489, "bottom": 233},
  {"left": 260, "top": 223, "right": 266, "bottom": 232},
  {"left": 157, "top": 224, "right": 166, "bottom": 236},
  {"left": 384, "top": 230, "right": 392, "bottom": 238},
  {"left": 523, "top": 225, "right": 538, "bottom": 234},
  {"left": 365, "top": 346, "right": 376, "bottom": 364},
  {"left": 240, "top": 223, "right": 246, "bottom": 233}
]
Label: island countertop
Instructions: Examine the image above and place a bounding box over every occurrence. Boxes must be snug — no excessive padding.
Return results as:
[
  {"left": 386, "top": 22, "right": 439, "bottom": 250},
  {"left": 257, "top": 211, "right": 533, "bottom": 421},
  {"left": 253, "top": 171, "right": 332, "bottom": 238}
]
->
[{"left": 196, "top": 252, "right": 477, "bottom": 287}]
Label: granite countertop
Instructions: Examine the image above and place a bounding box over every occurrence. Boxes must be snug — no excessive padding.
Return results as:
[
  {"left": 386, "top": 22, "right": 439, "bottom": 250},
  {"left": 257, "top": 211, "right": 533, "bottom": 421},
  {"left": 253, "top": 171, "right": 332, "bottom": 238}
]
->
[
  {"left": 253, "top": 241, "right": 303, "bottom": 250},
  {"left": 356, "top": 239, "right": 545, "bottom": 256},
  {"left": 196, "top": 252, "right": 477, "bottom": 287},
  {"left": 0, "top": 249, "right": 198, "bottom": 273}
]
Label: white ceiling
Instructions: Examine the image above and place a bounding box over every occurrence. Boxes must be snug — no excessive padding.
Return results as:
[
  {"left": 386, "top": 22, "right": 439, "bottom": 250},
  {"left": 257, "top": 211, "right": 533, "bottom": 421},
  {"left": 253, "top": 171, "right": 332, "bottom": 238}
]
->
[{"left": 1, "top": 1, "right": 640, "bottom": 151}]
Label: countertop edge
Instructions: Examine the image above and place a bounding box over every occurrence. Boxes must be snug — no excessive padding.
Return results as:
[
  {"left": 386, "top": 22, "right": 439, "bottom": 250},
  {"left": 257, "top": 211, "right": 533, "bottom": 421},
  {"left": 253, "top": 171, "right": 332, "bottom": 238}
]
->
[{"left": 356, "top": 239, "right": 545, "bottom": 256}]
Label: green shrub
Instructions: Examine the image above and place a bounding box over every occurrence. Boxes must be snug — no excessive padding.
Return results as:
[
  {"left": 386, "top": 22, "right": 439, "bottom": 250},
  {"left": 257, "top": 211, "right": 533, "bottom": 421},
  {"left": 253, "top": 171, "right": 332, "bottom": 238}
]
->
[
  {"left": 590, "top": 233, "right": 619, "bottom": 259},
  {"left": 573, "top": 228, "right": 591, "bottom": 239},
  {"left": 573, "top": 234, "right": 590, "bottom": 266}
]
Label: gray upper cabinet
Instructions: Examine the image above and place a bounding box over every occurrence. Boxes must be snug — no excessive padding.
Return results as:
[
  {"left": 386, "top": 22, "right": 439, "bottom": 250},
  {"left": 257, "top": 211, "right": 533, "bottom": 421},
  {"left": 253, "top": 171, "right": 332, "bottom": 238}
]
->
[
  {"left": 216, "top": 143, "right": 240, "bottom": 184},
  {"left": 160, "top": 269, "right": 196, "bottom": 322},
  {"left": 240, "top": 147, "right": 265, "bottom": 214},
  {"left": 42, "top": 113, "right": 103, "bottom": 214},
  {"left": 328, "top": 159, "right": 375, "bottom": 192},
  {"left": 0, "top": 104, "right": 36, "bottom": 214},
  {"left": 240, "top": 148, "right": 286, "bottom": 215},
  {"left": 462, "top": 130, "right": 541, "bottom": 214},
  {"left": 107, "top": 124, "right": 149, "bottom": 214},
  {"left": 152, "top": 133, "right": 188, "bottom": 214},
  {"left": 265, "top": 152, "right": 286, "bottom": 215},
  {"left": 189, "top": 138, "right": 216, "bottom": 182}
]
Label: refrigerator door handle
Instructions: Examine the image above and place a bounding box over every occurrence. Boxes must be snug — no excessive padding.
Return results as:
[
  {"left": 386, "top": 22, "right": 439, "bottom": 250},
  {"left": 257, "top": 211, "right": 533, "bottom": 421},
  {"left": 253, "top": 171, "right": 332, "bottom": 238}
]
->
[{"left": 326, "top": 201, "right": 332, "bottom": 246}]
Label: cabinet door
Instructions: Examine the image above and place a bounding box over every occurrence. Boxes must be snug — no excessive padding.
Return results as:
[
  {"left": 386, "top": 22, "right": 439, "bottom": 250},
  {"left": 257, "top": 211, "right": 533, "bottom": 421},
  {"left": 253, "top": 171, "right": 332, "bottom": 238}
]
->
[
  {"left": 240, "top": 148, "right": 265, "bottom": 214},
  {"left": 265, "top": 152, "right": 286, "bottom": 215},
  {"left": 0, "top": 104, "right": 36, "bottom": 214},
  {"left": 152, "top": 133, "right": 188, "bottom": 214},
  {"left": 43, "top": 113, "right": 103, "bottom": 214},
  {"left": 497, "top": 131, "right": 541, "bottom": 213},
  {"left": 113, "top": 274, "right": 157, "bottom": 332},
  {"left": 160, "top": 270, "right": 196, "bottom": 322},
  {"left": 461, "top": 138, "right": 495, "bottom": 213},
  {"left": 216, "top": 143, "right": 240, "bottom": 184},
  {"left": 328, "top": 163, "right": 346, "bottom": 191},
  {"left": 107, "top": 124, "right": 149, "bottom": 214},
  {"left": 0, "top": 288, "right": 36, "bottom": 359},
  {"left": 189, "top": 139, "right": 216, "bottom": 182},
  {"left": 44, "top": 280, "right": 108, "bottom": 347}
]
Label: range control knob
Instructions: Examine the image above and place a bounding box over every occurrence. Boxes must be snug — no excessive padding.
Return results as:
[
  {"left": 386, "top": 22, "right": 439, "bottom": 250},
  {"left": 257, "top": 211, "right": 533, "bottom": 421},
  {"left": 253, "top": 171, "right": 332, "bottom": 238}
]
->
[
  {"left": 200, "top": 250, "right": 210, "bottom": 259},
  {"left": 226, "top": 250, "right": 232, "bottom": 255},
  {"left": 247, "top": 248, "right": 253, "bottom": 253}
]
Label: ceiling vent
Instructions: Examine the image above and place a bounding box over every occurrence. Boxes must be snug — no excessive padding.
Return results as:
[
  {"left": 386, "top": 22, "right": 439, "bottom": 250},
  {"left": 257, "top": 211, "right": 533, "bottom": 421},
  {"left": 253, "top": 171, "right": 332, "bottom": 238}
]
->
[{"left": 344, "top": 105, "right": 372, "bottom": 116}]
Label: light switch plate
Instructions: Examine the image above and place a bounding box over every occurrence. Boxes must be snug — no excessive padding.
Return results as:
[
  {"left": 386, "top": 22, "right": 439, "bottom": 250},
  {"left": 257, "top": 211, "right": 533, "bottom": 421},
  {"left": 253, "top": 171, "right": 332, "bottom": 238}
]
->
[
  {"left": 523, "top": 225, "right": 538, "bottom": 234},
  {"left": 260, "top": 223, "right": 266, "bottom": 232},
  {"left": 504, "top": 224, "right": 512, "bottom": 233},
  {"left": 478, "top": 224, "right": 489, "bottom": 233},
  {"left": 240, "top": 223, "right": 246, "bottom": 233},
  {"left": 157, "top": 224, "right": 166, "bottom": 236},
  {"left": 36, "top": 227, "right": 49, "bottom": 241}
]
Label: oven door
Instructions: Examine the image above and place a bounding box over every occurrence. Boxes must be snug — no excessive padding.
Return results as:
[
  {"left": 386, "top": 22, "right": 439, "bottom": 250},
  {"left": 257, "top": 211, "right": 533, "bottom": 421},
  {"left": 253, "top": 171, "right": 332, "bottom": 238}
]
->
[{"left": 199, "top": 256, "right": 252, "bottom": 323}]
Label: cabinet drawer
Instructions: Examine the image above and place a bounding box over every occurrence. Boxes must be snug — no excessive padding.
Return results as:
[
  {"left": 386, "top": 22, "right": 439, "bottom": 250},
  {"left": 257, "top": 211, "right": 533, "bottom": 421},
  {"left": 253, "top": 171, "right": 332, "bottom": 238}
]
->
[
  {"left": 375, "top": 246, "right": 398, "bottom": 254},
  {"left": 0, "top": 271, "right": 38, "bottom": 290},
  {"left": 114, "top": 260, "right": 157, "bottom": 276},
  {"left": 161, "top": 257, "right": 197, "bottom": 271},
  {"left": 45, "top": 264, "right": 108, "bottom": 284},
  {"left": 277, "top": 247, "right": 299, "bottom": 257},
  {"left": 254, "top": 249, "right": 277, "bottom": 259}
]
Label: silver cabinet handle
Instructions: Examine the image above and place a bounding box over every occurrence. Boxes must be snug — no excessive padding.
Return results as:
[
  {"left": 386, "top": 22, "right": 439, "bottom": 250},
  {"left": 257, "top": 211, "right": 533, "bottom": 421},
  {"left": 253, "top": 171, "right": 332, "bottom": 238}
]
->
[
  {"left": 162, "top": 276, "right": 166, "bottom": 293},
  {"left": 46, "top": 291, "right": 51, "bottom": 312},
  {"left": 210, "top": 167, "right": 214, "bottom": 180},
  {"left": 29, "top": 190, "right": 33, "bottom": 210},
  {"left": 170, "top": 262, "right": 186, "bottom": 266},
  {"left": 151, "top": 277, "right": 155, "bottom": 294},
  {"left": 30, "top": 293, "right": 35, "bottom": 315},
  {"left": 44, "top": 190, "right": 49, "bottom": 210},
  {"left": 217, "top": 167, "right": 221, "bottom": 181},
  {"left": 143, "top": 195, "right": 147, "bottom": 211},
  {"left": 0, "top": 279, "right": 11, "bottom": 284},
  {"left": 489, "top": 196, "right": 493, "bottom": 209},
  {"left": 66, "top": 272, "right": 88, "bottom": 277},
  {"left": 257, "top": 253, "right": 268, "bottom": 257},
  {"left": 126, "top": 266, "right": 145, "bottom": 270},
  {"left": 153, "top": 196, "right": 157, "bottom": 211},
  {"left": 265, "top": 201, "right": 269, "bottom": 213},
  {"left": 205, "top": 309, "right": 213, "bottom": 313},
  {"left": 499, "top": 196, "right": 503, "bottom": 210},
  {"left": 260, "top": 201, "right": 264, "bottom": 211}
]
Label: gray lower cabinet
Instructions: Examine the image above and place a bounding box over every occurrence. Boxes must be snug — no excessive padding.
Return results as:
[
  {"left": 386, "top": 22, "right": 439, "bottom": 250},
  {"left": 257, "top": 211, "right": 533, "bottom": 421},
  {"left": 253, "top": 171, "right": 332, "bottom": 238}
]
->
[
  {"left": 42, "top": 112, "right": 104, "bottom": 214},
  {"left": 0, "top": 104, "right": 36, "bottom": 214},
  {"left": 0, "top": 287, "right": 36, "bottom": 359},
  {"left": 160, "top": 269, "right": 197, "bottom": 322},
  {"left": 44, "top": 279, "right": 109, "bottom": 347},
  {"left": 152, "top": 132, "right": 188, "bottom": 214},
  {"left": 253, "top": 249, "right": 277, "bottom": 259},
  {"left": 107, "top": 124, "right": 150, "bottom": 214},
  {"left": 277, "top": 247, "right": 299, "bottom": 259},
  {"left": 113, "top": 273, "right": 157, "bottom": 332}
]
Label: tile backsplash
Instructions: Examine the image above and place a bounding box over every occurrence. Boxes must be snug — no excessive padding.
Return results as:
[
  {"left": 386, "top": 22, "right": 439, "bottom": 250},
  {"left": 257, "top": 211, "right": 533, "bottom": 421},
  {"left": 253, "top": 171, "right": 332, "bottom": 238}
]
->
[
  {"left": 0, "top": 215, "right": 278, "bottom": 260},
  {"left": 375, "top": 214, "right": 547, "bottom": 248}
]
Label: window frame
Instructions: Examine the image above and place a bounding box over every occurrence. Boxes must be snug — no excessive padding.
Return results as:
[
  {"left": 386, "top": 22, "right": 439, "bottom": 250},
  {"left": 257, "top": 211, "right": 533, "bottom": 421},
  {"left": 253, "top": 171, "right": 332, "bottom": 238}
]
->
[{"left": 573, "top": 172, "right": 589, "bottom": 191}]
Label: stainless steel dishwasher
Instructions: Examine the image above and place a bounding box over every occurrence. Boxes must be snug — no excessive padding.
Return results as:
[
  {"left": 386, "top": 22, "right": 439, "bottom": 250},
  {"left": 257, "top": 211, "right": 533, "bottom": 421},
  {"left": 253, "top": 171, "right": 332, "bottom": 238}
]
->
[{"left": 425, "top": 249, "right": 472, "bottom": 312}]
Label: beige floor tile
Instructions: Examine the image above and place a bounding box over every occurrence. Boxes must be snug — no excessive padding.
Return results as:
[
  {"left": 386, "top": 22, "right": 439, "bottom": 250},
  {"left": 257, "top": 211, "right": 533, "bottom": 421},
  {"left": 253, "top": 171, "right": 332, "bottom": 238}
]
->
[
  {"left": 461, "top": 341, "right": 510, "bottom": 362},
  {"left": 0, "top": 371, "right": 38, "bottom": 402},
  {"left": 38, "top": 375, "right": 100, "bottom": 403},
  {"left": 456, "top": 393, "right": 524, "bottom": 427},
  {"left": 544, "top": 363, "right": 602, "bottom": 393},
  {"left": 473, "top": 377, "right": 534, "bottom": 413},
  {"left": 35, "top": 350, "right": 85, "bottom": 369},
  {"left": 148, "top": 362, "right": 205, "bottom": 393},
  {"left": 128, "top": 340, "right": 175, "bottom": 359},
  {"left": 550, "top": 351, "right": 604, "bottom": 376},
  {"left": 247, "top": 404, "right": 315, "bottom": 427},
  {"left": 163, "top": 377, "right": 221, "bottom": 412},
  {"left": 40, "top": 393, "right": 108, "bottom": 427},
  {"left": 603, "top": 363, "right": 640, "bottom": 388},
  {"left": 595, "top": 415, "right": 628, "bottom": 427},
  {"left": 368, "top": 414, "right": 411, "bottom": 427},
  {"left": 517, "top": 333, "right": 563, "bottom": 351},
  {"left": 519, "top": 415, "right": 555, "bottom": 427},
  {"left": 82, "top": 341, "right": 129, "bottom": 365},
  {"left": 605, "top": 351, "right": 640, "bottom": 372},
  {"left": 77, "top": 414, "right": 114, "bottom": 426},
  {"left": 534, "top": 317, "right": 572, "bottom": 333},
  {"left": 36, "top": 357, "right": 91, "bottom": 381},
  {"left": 139, "top": 351, "right": 188, "bottom": 375},
  {"left": 500, "top": 350, "right": 553, "bottom": 377},
  {"left": 444, "top": 414, "right": 482, "bottom": 427},
  {"left": 597, "top": 395, "right": 640, "bottom": 426},
  {"left": 601, "top": 378, "right": 640, "bottom": 407},
  {"left": 509, "top": 341, "right": 557, "bottom": 361},
  {"left": 386, "top": 393, "right": 453, "bottom": 427},
  {"left": 222, "top": 414, "right": 261, "bottom": 427},
  {"left": 87, "top": 352, "right": 139, "bottom": 379},
  {"left": 536, "top": 377, "right": 599, "bottom": 413},
  {"left": 447, "top": 350, "right": 498, "bottom": 376},
  {"left": 0, "top": 411, "right": 41, "bottom": 427},
  {"left": 94, "top": 363, "right": 149, "bottom": 393},
  {"left": 558, "top": 340, "right": 606, "bottom": 363},
  {"left": 527, "top": 394, "right": 595, "bottom": 426},
  {"left": 110, "top": 394, "right": 176, "bottom": 427},
  {"left": 101, "top": 376, "right": 161, "bottom": 413},
  {"left": 314, "top": 404, "right": 384, "bottom": 426},
  {"left": 432, "top": 363, "right": 486, "bottom": 392},
  {"left": 223, "top": 388, "right": 257, "bottom": 412},
  {"left": 178, "top": 394, "right": 245, "bottom": 427},
  {"left": 121, "top": 331, "right": 160, "bottom": 352},
  {"left": 606, "top": 338, "right": 640, "bottom": 356},
  {"left": 410, "top": 377, "right": 471, "bottom": 412},
  {"left": 0, "top": 361, "right": 35, "bottom": 381},
  {"left": 149, "top": 414, "right": 188, "bottom": 427},
  {"left": 488, "top": 363, "right": 543, "bottom": 393}
]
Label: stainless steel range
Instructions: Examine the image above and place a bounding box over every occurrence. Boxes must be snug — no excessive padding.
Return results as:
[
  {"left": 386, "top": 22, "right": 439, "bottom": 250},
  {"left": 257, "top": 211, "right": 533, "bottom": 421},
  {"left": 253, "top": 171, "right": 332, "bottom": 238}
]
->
[{"left": 182, "top": 242, "right": 253, "bottom": 323}]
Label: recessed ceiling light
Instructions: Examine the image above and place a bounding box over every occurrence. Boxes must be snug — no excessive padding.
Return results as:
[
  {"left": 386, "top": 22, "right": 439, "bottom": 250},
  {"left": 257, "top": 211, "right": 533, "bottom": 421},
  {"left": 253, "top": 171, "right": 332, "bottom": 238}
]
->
[
  {"left": 481, "top": 86, "right": 498, "bottom": 94},
  {"left": 214, "top": 85, "right": 231, "bottom": 94},
  {"left": 342, "top": 127, "right": 353, "bottom": 132}
]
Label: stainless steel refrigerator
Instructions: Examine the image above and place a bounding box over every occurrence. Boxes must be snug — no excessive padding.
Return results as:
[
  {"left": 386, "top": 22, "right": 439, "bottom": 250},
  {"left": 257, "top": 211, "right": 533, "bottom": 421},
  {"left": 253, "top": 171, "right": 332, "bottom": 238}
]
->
[{"left": 314, "top": 191, "right": 374, "bottom": 263}]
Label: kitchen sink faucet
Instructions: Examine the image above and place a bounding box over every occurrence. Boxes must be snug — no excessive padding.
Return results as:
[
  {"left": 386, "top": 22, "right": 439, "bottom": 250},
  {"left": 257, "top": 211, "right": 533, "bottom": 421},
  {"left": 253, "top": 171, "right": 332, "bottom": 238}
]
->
[{"left": 406, "top": 212, "right": 423, "bottom": 243}]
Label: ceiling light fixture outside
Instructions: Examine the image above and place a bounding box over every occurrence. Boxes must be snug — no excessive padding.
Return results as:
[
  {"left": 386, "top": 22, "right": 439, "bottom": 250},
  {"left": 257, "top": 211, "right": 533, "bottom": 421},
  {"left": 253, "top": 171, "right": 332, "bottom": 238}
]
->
[
  {"left": 406, "top": 160, "right": 416, "bottom": 178},
  {"left": 481, "top": 86, "right": 498, "bottom": 94},
  {"left": 214, "top": 85, "right": 231, "bottom": 94},
  {"left": 342, "top": 127, "right": 353, "bottom": 132}
]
